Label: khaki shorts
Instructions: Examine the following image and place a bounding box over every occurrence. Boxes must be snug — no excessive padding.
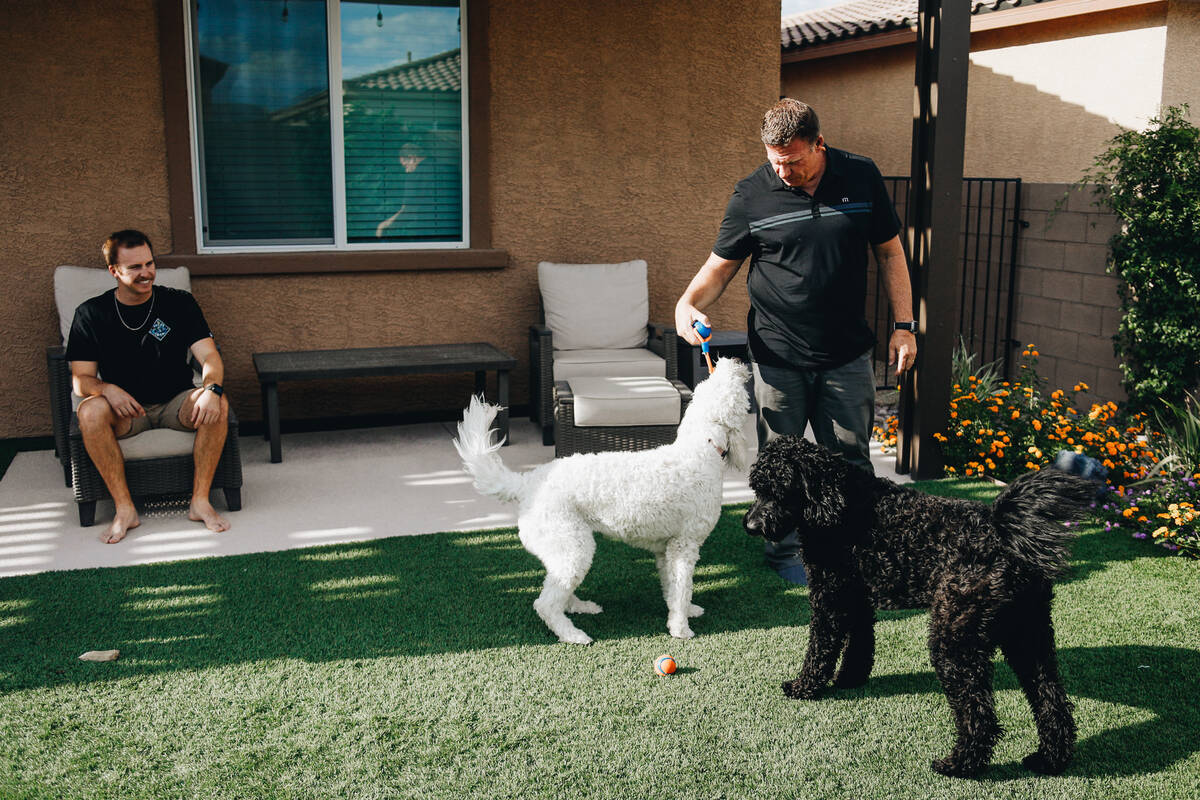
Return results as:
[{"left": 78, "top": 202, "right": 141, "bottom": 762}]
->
[{"left": 118, "top": 388, "right": 196, "bottom": 439}]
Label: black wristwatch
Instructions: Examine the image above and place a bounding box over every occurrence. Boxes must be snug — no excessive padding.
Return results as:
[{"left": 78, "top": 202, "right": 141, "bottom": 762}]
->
[
  {"left": 893, "top": 321, "right": 919, "bottom": 333},
  {"left": 206, "top": 383, "right": 224, "bottom": 396}
]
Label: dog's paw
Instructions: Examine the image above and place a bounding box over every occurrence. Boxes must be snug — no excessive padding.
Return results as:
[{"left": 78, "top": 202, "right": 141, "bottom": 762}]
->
[
  {"left": 832, "top": 672, "right": 869, "bottom": 690},
  {"left": 1022, "top": 751, "right": 1069, "bottom": 775},
  {"left": 668, "top": 624, "right": 695, "bottom": 640},
  {"left": 558, "top": 629, "right": 593, "bottom": 645},
  {"left": 781, "top": 679, "right": 822, "bottom": 700},
  {"left": 930, "top": 755, "right": 985, "bottom": 779},
  {"left": 687, "top": 603, "right": 704, "bottom": 618},
  {"left": 566, "top": 598, "right": 603, "bottom": 615}
]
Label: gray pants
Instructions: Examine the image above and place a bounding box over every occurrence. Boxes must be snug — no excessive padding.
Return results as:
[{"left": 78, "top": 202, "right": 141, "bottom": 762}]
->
[{"left": 753, "top": 351, "right": 876, "bottom": 570}]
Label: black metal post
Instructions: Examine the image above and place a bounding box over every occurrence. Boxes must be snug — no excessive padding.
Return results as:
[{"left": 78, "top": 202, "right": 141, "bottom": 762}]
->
[{"left": 896, "top": 0, "right": 970, "bottom": 478}]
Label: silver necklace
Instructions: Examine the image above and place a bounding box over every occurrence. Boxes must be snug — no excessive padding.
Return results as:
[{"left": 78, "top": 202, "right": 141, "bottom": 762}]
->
[{"left": 114, "top": 288, "right": 155, "bottom": 331}]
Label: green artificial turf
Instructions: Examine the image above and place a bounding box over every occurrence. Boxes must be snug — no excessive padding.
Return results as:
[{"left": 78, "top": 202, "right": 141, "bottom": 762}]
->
[{"left": 1, "top": 478, "right": 1198, "bottom": 799}]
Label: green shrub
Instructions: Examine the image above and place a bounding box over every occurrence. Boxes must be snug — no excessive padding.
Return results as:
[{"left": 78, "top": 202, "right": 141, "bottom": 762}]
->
[
  {"left": 1151, "top": 392, "right": 1200, "bottom": 475},
  {"left": 1082, "top": 104, "right": 1200, "bottom": 414}
]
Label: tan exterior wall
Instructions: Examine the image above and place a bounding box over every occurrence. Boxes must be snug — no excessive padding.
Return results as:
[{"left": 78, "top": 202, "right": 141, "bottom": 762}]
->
[
  {"left": 1012, "top": 183, "right": 1125, "bottom": 405},
  {"left": 0, "top": 0, "right": 779, "bottom": 438},
  {"left": 780, "top": 4, "right": 1171, "bottom": 181},
  {"left": 1162, "top": 0, "right": 1200, "bottom": 109}
]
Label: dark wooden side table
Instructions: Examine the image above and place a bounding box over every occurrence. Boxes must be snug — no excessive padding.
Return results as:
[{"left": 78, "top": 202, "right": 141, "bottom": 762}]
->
[{"left": 253, "top": 342, "right": 516, "bottom": 463}]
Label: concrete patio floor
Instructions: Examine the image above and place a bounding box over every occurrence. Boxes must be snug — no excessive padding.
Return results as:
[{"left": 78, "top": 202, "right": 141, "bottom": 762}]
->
[{"left": 0, "top": 415, "right": 909, "bottom": 578}]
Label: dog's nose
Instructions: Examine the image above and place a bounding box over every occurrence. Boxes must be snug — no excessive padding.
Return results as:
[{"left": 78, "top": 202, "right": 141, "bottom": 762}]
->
[{"left": 743, "top": 513, "right": 763, "bottom": 537}]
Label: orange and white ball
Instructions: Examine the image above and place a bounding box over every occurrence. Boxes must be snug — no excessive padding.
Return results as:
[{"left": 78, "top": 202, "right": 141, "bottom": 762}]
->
[{"left": 653, "top": 654, "right": 677, "bottom": 676}]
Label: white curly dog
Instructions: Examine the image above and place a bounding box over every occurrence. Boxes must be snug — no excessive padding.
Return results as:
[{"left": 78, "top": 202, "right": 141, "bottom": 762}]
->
[{"left": 453, "top": 358, "right": 752, "bottom": 644}]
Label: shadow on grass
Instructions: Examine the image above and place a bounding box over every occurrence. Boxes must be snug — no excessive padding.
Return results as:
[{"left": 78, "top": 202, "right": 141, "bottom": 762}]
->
[
  {"left": 0, "top": 509, "right": 810, "bottom": 692},
  {"left": 831, "top": 644, "right": 1199, "bottom": 780}
]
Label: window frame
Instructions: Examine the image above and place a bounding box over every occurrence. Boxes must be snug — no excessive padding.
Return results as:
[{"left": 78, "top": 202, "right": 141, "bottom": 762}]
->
[{"left": 158, "top": 0, "right": 503, "bottom": 275}]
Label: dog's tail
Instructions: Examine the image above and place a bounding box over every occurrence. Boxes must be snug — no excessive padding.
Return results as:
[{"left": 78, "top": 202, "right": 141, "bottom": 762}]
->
[
  {"left": 992, "top": 469, "right": 1096, "bottom": 577},
  {"left": 452, "top": 395, "right": 526, "bottom": 504}
]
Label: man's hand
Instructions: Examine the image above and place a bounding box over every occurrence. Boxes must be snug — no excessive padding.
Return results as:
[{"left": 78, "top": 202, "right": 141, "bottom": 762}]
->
[
  {"left": 190, "top": 387, "right": 223, "bottom": 427},
  {"left": 674, "top": 303, "right": 710, "bottom": 346},
  {"left": 889, "top": 330, "right": 917, "bottom": 376},
  {"left": 100, "top": 383, "right": 145, "bottom": 418},
  {"left": 674, "top": 253, "right": 744, "bottom": 347}
]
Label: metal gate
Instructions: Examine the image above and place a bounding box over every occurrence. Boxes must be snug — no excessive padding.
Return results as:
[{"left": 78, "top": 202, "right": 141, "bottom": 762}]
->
[{"left": 869, "top": 177, "right": 1023, "bottom": 387}]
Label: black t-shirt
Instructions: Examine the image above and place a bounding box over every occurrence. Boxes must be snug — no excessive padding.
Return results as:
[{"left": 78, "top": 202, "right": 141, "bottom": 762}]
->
[
  {"left": 713, "top": 146, "right": 901, "bottom": 370},
  {"left": 66, "top": 286, "right": 213, "bottom": 405}
]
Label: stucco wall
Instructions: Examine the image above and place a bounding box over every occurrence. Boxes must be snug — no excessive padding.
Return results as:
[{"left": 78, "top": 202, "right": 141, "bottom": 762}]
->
[
  {"left": 1162, "top": 0, "right": 1200, "bottom": 109},
  {"left": 1012, "top": 183, "right": 1125, "bottom": 405},
  {"left": 780, "top": 3, "right": 1173, "bottom": 181},
  {"left": 0, "top": 0, "right": 778, "bottom": 438},
  {"left": 0, "top": 0, "right": 174, "bottom": 438}
]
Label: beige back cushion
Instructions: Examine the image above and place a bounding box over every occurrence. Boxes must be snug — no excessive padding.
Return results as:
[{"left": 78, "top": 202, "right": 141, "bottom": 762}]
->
[
  {"left": 55, "top": 264, "right": 192, "bottom": 345},
  {"left": 537, "top": 260, "right": 649, "bottom": 351}
]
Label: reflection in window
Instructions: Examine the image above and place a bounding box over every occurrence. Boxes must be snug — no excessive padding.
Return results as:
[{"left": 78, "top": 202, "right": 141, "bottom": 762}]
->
[
  {"left": 190, "top": 1, "right": 464, "bottom": 248},
  {"left": 194, "top": 0, "right": 333, "bottom": 244},
  {"left": 340, "top": 2, "right": 462, "bottom": 243}
]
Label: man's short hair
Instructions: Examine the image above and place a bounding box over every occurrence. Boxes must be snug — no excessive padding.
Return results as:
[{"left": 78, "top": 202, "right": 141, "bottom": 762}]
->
[
  {"left": 102, "top": 229, "right": 153, "bottom": 267},
  {"left": 761, "top": 99, "right": 821, "bottom": 147}
]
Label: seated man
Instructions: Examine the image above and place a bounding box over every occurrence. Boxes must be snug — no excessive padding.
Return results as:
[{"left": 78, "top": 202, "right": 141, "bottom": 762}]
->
[{"left": 66, "top": 229, "right": 232, "bottom": 543}]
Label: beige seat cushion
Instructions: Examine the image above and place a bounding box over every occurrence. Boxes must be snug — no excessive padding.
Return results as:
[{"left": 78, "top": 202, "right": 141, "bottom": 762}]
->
[
  {"left": 552, "top": 348, "right": 666, "bottom": 381},
  {"left": 537, "top": 260, "right": 649, "bottom": 351},
  {"left": 55, "top": 264, "right": 192, "bottom": 345},
  {"left": 567, "top": 376, "right": 682, "bottom": 427}
]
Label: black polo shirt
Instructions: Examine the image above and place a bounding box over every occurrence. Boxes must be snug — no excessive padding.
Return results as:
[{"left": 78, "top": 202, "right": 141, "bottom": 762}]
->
[{"left": 713, "top": 145, "right": 901, "bottom": 370}]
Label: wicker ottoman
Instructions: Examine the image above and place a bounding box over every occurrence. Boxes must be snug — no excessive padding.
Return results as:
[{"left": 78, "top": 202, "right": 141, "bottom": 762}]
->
[{"left": 553, "top": 376, "right": 692, "bottom": 458}]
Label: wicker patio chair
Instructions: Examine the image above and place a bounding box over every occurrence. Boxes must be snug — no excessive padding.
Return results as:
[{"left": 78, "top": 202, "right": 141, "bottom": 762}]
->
[
  {"left": 49, "top": 265, "right": 243, "bottom": 526},
  {"left": 529, "top": 259, "right": 678, "bottom": 446}
]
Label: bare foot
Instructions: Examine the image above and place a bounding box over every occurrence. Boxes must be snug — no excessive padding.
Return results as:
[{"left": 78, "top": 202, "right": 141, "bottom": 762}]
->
[
  {"left": 102, "top": 506, "right": 140, "bottom": 544},
  {"left": 188, "top": 498, "right": 231, "bottom": 532}
]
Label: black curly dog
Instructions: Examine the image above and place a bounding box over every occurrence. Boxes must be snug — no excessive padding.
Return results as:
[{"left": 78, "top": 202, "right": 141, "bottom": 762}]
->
[{"left": 743, "top": 436, "right": 1095, "bottom": 778}]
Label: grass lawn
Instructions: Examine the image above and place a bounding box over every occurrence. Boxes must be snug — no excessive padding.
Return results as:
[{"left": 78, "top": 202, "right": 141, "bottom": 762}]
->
[{"left": 1, "top": 479, "right": 1198, "bottom": 799}]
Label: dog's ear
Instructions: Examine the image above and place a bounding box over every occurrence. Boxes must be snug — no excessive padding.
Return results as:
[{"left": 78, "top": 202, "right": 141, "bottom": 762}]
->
[
  {"left": 725, "top": 423, "right": 752, "bottom": 472},
  {"left": 792, "top": 440, "right": 849, "bottom": 530}
]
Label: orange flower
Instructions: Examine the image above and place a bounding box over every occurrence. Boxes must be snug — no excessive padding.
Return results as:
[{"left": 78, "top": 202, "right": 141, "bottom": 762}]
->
[{"left": 1032, "top": 419, "right": 1042, "bottom": 431}]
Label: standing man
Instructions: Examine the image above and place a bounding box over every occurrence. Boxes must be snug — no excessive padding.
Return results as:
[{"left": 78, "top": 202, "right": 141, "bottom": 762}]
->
[
  {"left": 675, "top": 98, "right": 917, "bottom": 583},
  {"left": 67, "top": 230, "right": 232, "bottom": 543}
]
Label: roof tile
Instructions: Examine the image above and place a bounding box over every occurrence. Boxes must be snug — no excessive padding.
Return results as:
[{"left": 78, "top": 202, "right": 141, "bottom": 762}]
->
[{"left": 782, "top": 0, "right": 1058, "bottom": 51}]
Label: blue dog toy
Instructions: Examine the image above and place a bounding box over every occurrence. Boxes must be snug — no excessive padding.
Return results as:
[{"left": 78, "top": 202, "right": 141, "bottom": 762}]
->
[{"left": 692, "top": 320, "right": 714, "bottom": 374}]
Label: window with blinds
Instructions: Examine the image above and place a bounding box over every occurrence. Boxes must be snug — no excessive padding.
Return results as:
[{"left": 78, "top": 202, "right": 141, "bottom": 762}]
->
[{"left": 190, "top": 0, "right": 465, "bottom": 249}]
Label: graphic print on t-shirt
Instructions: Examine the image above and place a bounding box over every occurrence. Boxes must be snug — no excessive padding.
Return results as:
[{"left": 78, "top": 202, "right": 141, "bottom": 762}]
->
[{"left": 148, "top": 318, "right": 171, "bottom": 341}]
